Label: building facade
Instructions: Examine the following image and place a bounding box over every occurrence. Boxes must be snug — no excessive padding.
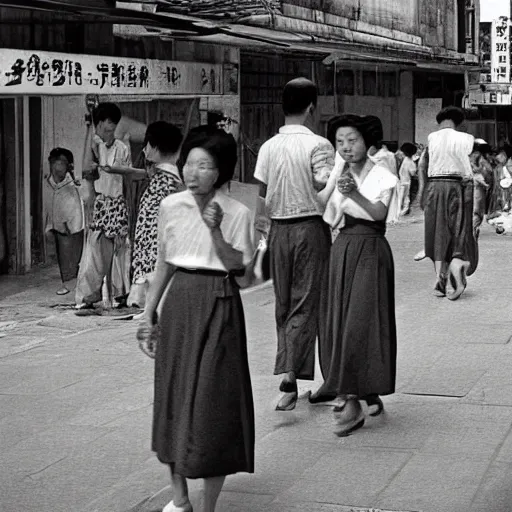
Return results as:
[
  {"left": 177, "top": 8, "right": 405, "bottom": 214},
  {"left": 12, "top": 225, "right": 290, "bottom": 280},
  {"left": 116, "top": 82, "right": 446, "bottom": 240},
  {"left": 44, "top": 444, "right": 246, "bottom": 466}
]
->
[{"left": 0, "top": 4, "right": 239, "bottom": 275}]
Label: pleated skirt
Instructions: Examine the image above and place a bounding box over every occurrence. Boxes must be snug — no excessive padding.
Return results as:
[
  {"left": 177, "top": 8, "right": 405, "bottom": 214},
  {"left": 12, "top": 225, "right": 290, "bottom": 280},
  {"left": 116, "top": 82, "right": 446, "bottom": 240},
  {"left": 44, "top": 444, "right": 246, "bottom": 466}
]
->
[
  {"left": 152, "top": 269, "right": 255, "bottom": 478},
  {"left": 320, "top": 217, "right": 397, "bottom": 397}
]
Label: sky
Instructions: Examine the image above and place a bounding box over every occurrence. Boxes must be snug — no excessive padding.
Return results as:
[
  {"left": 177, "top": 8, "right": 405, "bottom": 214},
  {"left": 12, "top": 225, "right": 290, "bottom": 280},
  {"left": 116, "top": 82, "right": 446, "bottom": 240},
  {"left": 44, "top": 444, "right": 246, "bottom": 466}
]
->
[{"left": 481, "top": 0, "right": 509, "bottom": 21}]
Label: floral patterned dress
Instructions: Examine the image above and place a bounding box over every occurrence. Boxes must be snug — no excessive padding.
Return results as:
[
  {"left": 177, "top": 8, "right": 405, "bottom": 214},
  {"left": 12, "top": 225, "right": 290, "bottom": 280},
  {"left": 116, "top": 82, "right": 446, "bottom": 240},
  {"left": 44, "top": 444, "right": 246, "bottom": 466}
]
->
[{"left": 132, "top": 163, "right": 184, "bottom": 283}]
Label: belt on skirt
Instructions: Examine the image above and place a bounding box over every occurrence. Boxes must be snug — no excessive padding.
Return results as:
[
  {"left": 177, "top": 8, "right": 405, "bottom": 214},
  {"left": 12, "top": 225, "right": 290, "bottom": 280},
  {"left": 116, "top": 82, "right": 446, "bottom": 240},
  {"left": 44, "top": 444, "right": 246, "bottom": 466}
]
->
[
  {"left": 175, "top": 267, "right": 245, "bottom": 298},
  {"left": 428, "top": 175, "right": 463, "bottom": 182}
]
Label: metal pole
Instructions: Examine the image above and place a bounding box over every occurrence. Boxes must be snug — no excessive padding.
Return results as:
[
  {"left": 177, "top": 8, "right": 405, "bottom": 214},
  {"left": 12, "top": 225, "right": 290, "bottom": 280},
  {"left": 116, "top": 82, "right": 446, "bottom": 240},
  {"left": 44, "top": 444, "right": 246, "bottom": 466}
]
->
[{"left": 334, "top": 60, "right": 338, "bottom": 114}]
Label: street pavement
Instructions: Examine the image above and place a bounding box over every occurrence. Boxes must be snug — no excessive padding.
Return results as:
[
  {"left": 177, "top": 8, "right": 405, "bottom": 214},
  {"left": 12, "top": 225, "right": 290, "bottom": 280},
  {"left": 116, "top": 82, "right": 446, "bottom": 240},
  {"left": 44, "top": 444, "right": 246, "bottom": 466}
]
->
[{"left": 2, "top": 215, "right": 512, "bottom": 512}]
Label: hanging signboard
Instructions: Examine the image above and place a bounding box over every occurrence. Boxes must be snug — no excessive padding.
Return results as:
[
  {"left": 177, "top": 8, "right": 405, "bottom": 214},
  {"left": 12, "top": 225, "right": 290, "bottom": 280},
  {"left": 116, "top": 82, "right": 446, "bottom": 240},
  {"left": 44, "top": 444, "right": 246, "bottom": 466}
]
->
[
  {"left": 0, "top": 48, "right": 223, "bottom": 95},
  {"left": 491, "top": 17, "right": 510, "bottom": 83}
]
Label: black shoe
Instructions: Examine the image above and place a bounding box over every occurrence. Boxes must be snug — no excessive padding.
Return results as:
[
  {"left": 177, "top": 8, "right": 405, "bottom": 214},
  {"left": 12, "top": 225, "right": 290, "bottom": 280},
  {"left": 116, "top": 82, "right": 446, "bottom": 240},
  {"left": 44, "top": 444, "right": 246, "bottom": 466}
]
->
[
  {"left": 363, "top": 395, "right": 384, "bottom": 417},
  {"left": 308, "top": 391, "right": 338, "bottom": 404}
]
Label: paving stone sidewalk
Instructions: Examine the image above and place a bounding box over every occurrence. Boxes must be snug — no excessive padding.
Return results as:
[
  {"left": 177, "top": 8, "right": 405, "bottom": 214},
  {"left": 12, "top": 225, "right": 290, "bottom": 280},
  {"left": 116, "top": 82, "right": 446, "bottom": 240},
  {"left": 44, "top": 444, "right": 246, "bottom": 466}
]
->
[{"left": 2, "top": 220, "right": 512, "bottom": 512}]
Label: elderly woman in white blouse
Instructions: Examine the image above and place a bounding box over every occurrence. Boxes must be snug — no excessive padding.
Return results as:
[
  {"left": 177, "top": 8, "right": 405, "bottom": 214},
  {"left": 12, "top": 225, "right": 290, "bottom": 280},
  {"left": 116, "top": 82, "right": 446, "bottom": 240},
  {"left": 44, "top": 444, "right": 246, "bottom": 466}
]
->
[
  {"left": 139, "top": 127, "right": 255, "bottom": 512},
  {"left": 309, "top": 115, "right": 398, "bottom": 437}
]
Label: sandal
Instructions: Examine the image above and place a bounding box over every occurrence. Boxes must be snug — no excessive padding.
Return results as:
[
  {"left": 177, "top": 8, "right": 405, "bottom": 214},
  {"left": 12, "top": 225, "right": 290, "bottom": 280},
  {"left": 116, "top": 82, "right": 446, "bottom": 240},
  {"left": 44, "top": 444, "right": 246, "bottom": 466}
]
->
[
  {"left": 276, "top": 381, "right": 298, "bottom": 411},
  {"left": 56, "top": 287, "right": 70, "bottom": 296},
  {"left": 433, "top": 274, "right": 447, "bottom": 297},
  {"left": 447, "top": 265, "right": 466, "bottom": 301},
  {"left": 162, "top": 500, "right": 193, "bottom": 512},
  {"left": 334, "top": 405, "right": 365, "bottom": 437}
]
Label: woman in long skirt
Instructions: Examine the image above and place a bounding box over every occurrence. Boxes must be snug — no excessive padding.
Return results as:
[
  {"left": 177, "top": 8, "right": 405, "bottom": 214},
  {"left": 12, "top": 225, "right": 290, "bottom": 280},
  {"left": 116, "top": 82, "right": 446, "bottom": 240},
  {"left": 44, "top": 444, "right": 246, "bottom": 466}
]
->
[
  {"left": 421, "top": 107, "right": 475, "bottom": 301},
  {"left": 139, "top": 128, "right": 255, "bottom": 512},
  {"left": 309, "top": 114, "right": 398, "bottom": 436}
]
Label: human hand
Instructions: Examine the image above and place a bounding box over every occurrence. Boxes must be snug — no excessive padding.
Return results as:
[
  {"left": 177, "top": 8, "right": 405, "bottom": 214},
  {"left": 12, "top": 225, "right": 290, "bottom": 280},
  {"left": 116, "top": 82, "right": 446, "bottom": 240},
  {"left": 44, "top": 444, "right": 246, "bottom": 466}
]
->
[
  {"left": 202, "top": 201, "right": 224, "bottom": 230},
  {"left": 99, "top": 165, "right": 112, "bottom": 174},
  {"left": 337, "top": 174, "right": 357, "bottom": 196},
  {"left": 136, "top": 319, "right": 159, "bottom": 359}
]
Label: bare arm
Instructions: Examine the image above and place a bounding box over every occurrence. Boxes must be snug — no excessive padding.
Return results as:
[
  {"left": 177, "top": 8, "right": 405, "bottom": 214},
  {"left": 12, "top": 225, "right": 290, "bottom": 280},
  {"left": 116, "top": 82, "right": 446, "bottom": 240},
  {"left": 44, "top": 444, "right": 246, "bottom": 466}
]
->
[
  {"left": 255, "top": 182, "right": 271, "bottom": 236},
  {"left": 103, "top": 165, "right": 147, "bottom": 179},
  {"left": 418, "top": 147, "right": 429, "bottom": 209},
  {"left": 144, "top": 254, "right": 175, "bottom": 326},
  {"left": 345, "top": 190, "right": 388, "bottom": 221}
]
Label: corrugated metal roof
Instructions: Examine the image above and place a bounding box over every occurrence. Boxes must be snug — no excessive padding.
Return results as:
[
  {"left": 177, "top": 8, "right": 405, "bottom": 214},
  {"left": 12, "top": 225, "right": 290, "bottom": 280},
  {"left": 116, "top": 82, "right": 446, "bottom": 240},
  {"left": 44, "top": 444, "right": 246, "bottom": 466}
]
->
[{"left": 128, "top": 0, "right": 281, "bottom": 20}]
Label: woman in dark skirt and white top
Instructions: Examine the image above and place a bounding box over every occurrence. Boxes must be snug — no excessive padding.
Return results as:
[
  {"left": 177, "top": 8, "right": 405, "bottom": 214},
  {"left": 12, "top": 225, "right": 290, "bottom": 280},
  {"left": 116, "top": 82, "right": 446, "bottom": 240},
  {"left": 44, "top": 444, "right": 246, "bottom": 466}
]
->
[
  {"left": 139, "top": 128, "right": 255, "bottom": 512},
  {"left": 310, "top": 114, "right": 398, "bottom": 437}
]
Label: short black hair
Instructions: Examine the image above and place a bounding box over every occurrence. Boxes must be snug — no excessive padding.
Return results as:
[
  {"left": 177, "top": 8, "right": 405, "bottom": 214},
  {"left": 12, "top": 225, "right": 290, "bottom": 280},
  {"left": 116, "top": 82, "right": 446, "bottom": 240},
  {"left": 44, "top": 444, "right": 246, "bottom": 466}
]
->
[
  {"left": 327, "top": 114, "right": 383, "bottom": 150},
  {"left": 400, "top": 142, "right": 417, "bottom": 158},
  {"left": 145, "top": 121, "right": 183, "bottom": 156},
  {"left": 92, "top": 102, "right": 122, "bottom": 126},
  {"left": 282, "top": 78, "right": 318, "bottom": 116},
  {"left": 179, "top": 127, "right": 237, "bottom": 189},
  {"left": 49, "top": 147, "right": 74, "bottom": 164},
  {"left": 436, "top": 106, "right": 465, "bottom": 127}
]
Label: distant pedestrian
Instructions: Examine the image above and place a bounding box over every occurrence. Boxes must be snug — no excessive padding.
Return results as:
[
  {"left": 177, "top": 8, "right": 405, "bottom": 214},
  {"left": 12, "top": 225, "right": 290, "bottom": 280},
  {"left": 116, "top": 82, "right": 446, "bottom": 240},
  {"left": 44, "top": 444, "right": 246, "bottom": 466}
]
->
[
  {"left": 470, "top": 139, "right": 493, "bottom": 239},
  {"left": 45, "top": 148, "right": 84, "bottom": 296},
  {"left": 138, "top": 128, "right": 255, "bottom": 512},
  {"left": 420, "top": 106, "right": 475, "bottom": 300},
  {"left": 370, "top": 142, "right": 401, "bottom": 223},
  {"left": 127, "top": 121, "right": 184, "bottom": 308},
  {"left": 311, "top": 114, "right": 398, "bottom": 436},
  {"left": 254, "top": 77, "right": 334, "bottom": 411},
  {"left": 397, "top": 142, "right": 418, "bottom": 216}
]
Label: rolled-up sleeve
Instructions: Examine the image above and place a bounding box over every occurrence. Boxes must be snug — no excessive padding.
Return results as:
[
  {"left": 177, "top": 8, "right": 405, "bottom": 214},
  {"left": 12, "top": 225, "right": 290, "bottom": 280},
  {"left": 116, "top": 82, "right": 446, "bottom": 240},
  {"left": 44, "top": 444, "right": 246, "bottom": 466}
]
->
[{"left": 254, "top": 143, "right": 269, "bottom": 185}]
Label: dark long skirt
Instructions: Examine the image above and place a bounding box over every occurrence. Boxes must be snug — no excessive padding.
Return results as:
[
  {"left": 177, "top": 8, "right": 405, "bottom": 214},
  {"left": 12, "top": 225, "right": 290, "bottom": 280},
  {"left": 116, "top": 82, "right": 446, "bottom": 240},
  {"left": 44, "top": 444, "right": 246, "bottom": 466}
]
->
[
  {"left": 54, "top": 230, "right": 84, "bottom": 282},
  {"left": 152, "top": 269, "right": 255, "bottom": 479},
  {"left": 318, "top": 216, "right": 397, "bottom": 397},
  {"left": 269, "top": 216, "right": 331, "bottom": 381},
  {"left": 424, "top": 178, "right": 465, "bottom": 262}
]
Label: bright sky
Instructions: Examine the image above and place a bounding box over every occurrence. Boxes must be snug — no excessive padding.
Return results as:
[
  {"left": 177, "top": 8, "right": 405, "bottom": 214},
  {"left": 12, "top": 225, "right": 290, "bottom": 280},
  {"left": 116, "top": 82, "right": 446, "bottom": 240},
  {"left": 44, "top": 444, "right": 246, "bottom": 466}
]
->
[{"left": 481, "top": 0, "right": 509, "bottom": 21}]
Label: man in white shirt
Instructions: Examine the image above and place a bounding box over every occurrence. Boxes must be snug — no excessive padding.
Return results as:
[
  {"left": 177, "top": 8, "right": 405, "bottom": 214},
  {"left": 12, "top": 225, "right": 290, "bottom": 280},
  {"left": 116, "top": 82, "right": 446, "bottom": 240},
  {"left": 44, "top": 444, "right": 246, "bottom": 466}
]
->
[
  {"left": 254, "top": 78, "right": 335, "bottom": 411},
  {"left": 76, "top": 103, "right": 133, "bottom": 311}
]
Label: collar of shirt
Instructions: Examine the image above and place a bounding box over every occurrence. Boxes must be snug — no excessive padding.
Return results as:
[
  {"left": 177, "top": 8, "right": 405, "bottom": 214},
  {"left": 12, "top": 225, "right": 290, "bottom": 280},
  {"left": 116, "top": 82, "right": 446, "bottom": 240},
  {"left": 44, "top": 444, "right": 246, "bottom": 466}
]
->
[
  {"left": 278, "top": 125, "right": 315, "bottom": 135},
  {"left": 156, "top": 162, "right": 182, "bottom": 181}
]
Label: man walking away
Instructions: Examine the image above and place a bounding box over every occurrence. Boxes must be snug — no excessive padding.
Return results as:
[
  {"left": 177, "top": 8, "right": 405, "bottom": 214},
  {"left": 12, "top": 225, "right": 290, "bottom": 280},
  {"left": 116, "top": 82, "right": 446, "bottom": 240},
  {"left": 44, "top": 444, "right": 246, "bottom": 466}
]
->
[{"left": 254, "top": 77, "right": 335, "bottom": 411}]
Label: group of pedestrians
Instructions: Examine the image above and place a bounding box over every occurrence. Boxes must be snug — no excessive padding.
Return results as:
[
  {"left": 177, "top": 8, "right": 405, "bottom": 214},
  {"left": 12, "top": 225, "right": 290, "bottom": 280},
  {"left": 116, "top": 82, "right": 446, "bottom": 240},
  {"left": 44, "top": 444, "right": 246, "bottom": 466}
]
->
[
  {"left": 46, "top": 76, "right": 495, "bottom": 512},
  {"left": 45, "top": 102, "right": 192, "bottom": 314}
]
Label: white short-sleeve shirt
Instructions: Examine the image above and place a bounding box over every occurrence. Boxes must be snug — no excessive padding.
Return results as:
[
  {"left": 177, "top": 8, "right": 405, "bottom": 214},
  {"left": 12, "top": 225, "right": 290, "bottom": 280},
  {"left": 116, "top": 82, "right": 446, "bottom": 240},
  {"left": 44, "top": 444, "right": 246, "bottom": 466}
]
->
[
  {"left": 323, "top": 163, "right": 398, "bottom": 230},
  {"left": 158, "top": 189, "right": 255, "bottom": 272},
  {"left": 254, "top": 125, "right": 335, "bottom": 219}
]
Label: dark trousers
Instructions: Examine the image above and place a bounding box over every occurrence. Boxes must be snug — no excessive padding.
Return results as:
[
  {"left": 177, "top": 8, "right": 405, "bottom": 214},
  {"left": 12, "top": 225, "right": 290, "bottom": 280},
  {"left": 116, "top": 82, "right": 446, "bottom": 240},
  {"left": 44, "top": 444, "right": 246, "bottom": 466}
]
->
[
  {"left": 269, "top": 216, "right": 331, "bottom": 381},
  {"left": 54, "top": 230, "right": 84, "bottom": 283}
]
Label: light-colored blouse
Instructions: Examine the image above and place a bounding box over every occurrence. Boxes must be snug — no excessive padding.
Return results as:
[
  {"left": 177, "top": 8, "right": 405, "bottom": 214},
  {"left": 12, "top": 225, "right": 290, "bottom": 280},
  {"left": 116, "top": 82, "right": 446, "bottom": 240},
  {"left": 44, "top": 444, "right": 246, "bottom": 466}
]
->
[
  {"left": 323, "top": 160, "right": 398, "bottom": 230},
  {"left": 45, "top": 173, "right": 84, "bottom": 234},
  {"left": 158, "top": 189, "right": 255, "bottom": 272}
]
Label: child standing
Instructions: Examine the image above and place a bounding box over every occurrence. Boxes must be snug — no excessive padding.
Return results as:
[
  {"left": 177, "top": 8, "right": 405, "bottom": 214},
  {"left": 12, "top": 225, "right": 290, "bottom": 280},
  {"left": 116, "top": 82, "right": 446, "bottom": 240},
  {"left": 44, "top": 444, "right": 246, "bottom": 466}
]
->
[
  {"left": 398, "top": 142, "right": 418, "bottom": 216},
  {"left": 45, "top": 148, "right": 84, "bottom": 295}
]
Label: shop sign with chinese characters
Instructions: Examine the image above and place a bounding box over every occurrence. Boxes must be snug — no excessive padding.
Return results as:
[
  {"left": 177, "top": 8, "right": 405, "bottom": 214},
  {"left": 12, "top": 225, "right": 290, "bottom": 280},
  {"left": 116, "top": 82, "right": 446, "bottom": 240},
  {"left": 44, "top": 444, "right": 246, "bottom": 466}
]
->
[
  {"left": 0, "top": 48, "right": 223, "bottom": 95},
  {"left": 491, "top": 17, "right": 511, "bottom": 83}
]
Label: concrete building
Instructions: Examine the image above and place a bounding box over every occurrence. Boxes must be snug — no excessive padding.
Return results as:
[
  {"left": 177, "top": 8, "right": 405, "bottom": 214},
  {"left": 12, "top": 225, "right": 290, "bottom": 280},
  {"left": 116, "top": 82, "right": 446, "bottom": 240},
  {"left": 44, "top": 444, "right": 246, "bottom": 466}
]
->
[{"left": 117, "top": 0, "right": 481, "bottom": 180}]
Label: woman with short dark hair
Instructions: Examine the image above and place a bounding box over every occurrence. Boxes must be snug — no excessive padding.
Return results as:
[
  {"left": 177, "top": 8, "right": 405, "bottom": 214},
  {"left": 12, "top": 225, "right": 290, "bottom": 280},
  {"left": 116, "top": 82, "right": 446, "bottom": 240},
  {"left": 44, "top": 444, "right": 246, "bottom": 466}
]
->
[
  {"left": 139, "top": 128, "right": 255, "bottom": 512},
  {"left": 309, "top": 114, "right": 398, "bottom": 436}
]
